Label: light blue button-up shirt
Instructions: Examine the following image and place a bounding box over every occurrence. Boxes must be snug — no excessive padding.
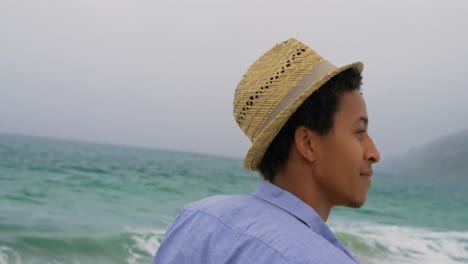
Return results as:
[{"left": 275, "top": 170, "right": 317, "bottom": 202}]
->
[{"left": 153, "top": 181, "right": 360, "bottom": 264}]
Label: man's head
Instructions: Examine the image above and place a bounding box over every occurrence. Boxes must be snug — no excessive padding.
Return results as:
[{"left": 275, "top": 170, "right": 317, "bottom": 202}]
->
[{"left": 234, "top": 38, "right": 380, "bottom": 210}]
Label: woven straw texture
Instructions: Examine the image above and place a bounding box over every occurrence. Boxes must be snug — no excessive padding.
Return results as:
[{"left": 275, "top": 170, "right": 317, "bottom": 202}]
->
[{"left": 233, "top": 38, "right": 363, "bottom": 171}]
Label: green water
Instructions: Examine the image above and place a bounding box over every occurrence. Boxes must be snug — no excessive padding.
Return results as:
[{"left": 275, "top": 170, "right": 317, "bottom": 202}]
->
[{"left": 0, "top": 133, "right": 467, "bottom": 264}]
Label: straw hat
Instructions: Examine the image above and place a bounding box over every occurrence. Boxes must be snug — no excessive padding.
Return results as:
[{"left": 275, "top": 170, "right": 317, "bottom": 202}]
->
[{"left": 233, "top": 38, "right": 363, "bottom": 171}]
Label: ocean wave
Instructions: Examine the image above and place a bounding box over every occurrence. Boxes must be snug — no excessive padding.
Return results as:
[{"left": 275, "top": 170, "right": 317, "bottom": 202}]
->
[
  {"left": 123, "top": 226, "right": 166, "bottom": 264},
  {"left": 330, "top": 220, "right": 468, "bottom": 264},
  {"left": 1, "top": 225, "right": 167, "bottom": 264},
  {"left": 0, "top": 246, "right": 22, "bottom": 264}
]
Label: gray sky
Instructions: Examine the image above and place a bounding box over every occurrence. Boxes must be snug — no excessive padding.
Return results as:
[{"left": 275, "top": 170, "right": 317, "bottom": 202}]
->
[{"left": 1, "top": 0, "right": 467, "bottom": 160}]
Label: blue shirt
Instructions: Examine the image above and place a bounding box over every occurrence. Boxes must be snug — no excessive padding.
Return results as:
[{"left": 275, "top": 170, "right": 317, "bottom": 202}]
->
[{"left": 153, "top": 181, "right": 360, "bottom": 264}]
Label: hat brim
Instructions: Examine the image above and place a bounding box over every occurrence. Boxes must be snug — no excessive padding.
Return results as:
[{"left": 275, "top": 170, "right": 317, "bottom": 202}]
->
[{"left": 244, "top": 61, "right": 364, "bottom": 171}]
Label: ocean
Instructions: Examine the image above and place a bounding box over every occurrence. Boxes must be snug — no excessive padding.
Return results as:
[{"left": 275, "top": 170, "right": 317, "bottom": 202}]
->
[{"left": 0, "top": 133, "right": 467, "bottom": 264}]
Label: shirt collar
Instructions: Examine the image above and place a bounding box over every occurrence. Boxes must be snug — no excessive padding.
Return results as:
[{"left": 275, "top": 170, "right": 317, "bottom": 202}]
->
[{"left": 251, "top": 180, "right": 358, "bottom": 262}]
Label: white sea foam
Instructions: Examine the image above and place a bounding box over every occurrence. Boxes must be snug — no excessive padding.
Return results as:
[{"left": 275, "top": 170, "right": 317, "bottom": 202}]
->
[
  {"left": 123, "top": 226, "right": 166, "bottom": 264},
  {"left": 0, "top": 246, "right": 22, "bottom": 264},
  {"left": 330, "top": 220, "right": 468, "bottom": 264}
]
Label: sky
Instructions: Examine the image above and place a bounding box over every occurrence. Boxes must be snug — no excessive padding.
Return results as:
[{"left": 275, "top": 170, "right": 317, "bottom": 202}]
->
[{"left": 1, "top": 0, "right": 467, "bottom": 161}]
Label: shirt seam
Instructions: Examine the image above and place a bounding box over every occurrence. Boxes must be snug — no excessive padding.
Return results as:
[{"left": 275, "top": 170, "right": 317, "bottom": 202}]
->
[
  {"left": 182, "top": 207, "right": 292, "bottom": 264},
  {"left": 249, "top": 193, "right": 310, "bottom": 227}
]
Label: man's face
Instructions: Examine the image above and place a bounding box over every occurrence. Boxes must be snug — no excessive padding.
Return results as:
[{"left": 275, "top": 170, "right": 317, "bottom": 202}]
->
[{"left": 313, "top": 90, "right": 380, "bottom": 208}]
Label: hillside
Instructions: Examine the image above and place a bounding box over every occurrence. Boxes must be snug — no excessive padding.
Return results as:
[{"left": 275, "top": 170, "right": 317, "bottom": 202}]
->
[{"left": 378, "top": 129, "right": 468, "bottom": 180}]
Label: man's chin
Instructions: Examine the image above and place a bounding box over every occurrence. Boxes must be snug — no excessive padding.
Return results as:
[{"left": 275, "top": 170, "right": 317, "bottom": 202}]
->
[{"left": 344, "top": 197, "right": 367, "bottom": 208}]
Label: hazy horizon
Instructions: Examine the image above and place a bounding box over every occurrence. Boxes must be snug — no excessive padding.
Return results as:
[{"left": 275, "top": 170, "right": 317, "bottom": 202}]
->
[
  {"left": 3, "top": 126, "right": 468, "bottom": 163},
  {"left": 2, "top": 0, "right": 468, "bottom": 160}
]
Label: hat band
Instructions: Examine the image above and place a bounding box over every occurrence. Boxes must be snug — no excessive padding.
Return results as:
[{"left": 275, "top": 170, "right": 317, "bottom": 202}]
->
[{"left": 259, "top": 60, "right": 337, "bottom": 131}]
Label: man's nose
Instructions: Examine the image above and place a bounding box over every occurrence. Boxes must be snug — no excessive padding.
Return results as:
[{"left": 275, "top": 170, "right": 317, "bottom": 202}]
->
[{"left": 365, "top": 135, "right": 380, "bottom": 163}]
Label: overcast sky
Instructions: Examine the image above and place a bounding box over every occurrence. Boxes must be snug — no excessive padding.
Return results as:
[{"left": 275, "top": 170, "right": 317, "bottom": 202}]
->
[{"left": 1, "top": 0, "right": 467, "bottom": 161}]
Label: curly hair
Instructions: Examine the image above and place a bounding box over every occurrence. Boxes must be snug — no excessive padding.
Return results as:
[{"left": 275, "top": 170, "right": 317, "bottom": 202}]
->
[{"left": 258, "top": 68, "right": 363, "bottom": 182}]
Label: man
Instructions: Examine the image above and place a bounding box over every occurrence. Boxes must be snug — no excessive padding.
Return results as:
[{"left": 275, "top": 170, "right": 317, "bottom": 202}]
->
[{"left": 153, "top": 38, "right": 380, "bottom": 263}]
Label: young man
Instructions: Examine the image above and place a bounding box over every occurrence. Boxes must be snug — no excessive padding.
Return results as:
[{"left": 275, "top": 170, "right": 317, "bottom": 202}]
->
[{"left": 153, "top": 38, "right": 380, "bottom": 263}]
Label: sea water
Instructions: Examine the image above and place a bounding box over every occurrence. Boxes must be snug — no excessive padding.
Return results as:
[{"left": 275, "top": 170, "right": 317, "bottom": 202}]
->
[{"left": 0, "top": 133, "right": 467, "bottom": 264}]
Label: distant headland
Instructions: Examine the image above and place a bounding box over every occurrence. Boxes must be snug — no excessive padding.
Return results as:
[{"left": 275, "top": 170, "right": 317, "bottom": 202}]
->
[{"left": 378, "top": 129, "right": 468, "bottom": 180}]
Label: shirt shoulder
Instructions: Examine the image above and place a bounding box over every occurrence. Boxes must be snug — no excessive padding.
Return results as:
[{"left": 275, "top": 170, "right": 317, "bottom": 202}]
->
[
  {"left": 154, "top": 195, "right": 357, "bottom": 264},
  {"left": 153, "top": 197, "right": 290, "bottom": 264}
]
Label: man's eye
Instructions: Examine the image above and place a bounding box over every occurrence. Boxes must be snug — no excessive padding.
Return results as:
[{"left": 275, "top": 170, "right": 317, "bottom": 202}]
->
[{"left": 356, "top": 129, "right": 365, "bottom": 140}]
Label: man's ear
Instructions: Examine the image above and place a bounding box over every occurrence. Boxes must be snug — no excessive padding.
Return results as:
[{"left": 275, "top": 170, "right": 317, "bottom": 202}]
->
[{"left": 294, "top": 126, "right": 317, "bottom": 163}]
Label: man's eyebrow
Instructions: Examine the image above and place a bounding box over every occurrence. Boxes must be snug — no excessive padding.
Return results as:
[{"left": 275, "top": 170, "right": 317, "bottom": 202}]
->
[{"left": 358, "top": 117, "right": 368, "bottom": 127}]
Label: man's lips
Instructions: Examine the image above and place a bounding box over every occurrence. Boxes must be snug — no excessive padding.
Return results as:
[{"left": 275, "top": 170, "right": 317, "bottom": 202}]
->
[{"left": 360, "top": 170, "right": 373, "bottom": 181}]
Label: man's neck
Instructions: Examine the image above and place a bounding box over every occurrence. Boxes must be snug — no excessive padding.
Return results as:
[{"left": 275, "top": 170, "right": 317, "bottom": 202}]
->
[{"left": 272, "top": 169, "right": 333, "bottom": 222}]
